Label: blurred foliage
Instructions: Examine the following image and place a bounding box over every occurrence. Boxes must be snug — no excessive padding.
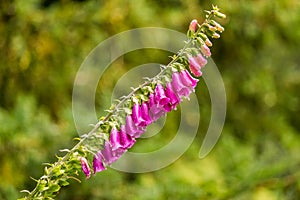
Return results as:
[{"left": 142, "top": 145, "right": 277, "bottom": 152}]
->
[{"left": 1, "top": 0, "right": 300, "bottom": 199}]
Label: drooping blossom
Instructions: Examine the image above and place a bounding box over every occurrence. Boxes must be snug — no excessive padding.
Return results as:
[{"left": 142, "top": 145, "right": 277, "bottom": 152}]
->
[
  {"left": 196, "top": 54, "right": 207, "bottom": 67},
  {"left": 91, "top": 123, "right": 138, "bottom": 176},
  {"left": 200, "top": 44, "right": 211, "bottom": 57},
  {"left": 171, "top": 72, "right": 191, "bottom": 97},
  {"left": 92, "top": 154, "right": 106, "bottom": 174},
  {"left": 188, "top": 54, "right": 208, "bottom": 77},
  {"left": 188, "top": 56, "right": 202, "bottom": 77},
  {"left": 91, "top": 142, "right": 125, "bottom": 176},
  {"left": 110, "top": 127, "right": 122, "bottom": 151},
  {"left": 100, "top": 143, "right": 119, "bottom": 166},
  {"left": 132, "top": 103, "right": 146, "bottom": 126},
  {"left": 80, "top": 157, "right": 91, "bottom": 178},
  {"left": 140, "top": 102, "right": 151, "bottom": 126},
  {"left": 148, "top": 92, "right": 166, "bottom": 122},
  {"left": 118, "top": 125, "right": 136, "bottom": 148},
  {"left": 109, "top": 126, "right": 135, "bottom": 150},
  {"left": 125, "top": 115, "right": 145, "bottom": 138},
  {"left": 179, "top": 70, "right": 198, "bottom": 90},
  {"left": 154, "top": 84, "right": 170, "bottom": 106},
  {"left": 189, "top": 19, "right": 198, "bottom": 32},
  {"left": 164, "top": 82, "right": 180, "bottom": 111}
]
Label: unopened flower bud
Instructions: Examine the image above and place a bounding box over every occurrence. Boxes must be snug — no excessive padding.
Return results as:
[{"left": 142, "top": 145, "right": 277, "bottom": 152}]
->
[
  {"left": 210, "top": 20, "right": 224, "bottom": 32},
  {"left": 208, "top": 25, "right": 217, "bottom": 32},
  {"left": 217, "top": 26, "right": 224, "bottom": 32},
  {"left": 205, "top": 39, "right": 213, "bottom": 47},
  {"left": 189, "top": 19, "right": 198, "bottom": 32},
  {"left": 198, "top": 32, "right": 208, "bottom": 40},
  {"left": 215, "top": 11, "right": 226, "bottom": 19},
  {"left": 212, "top": 33, "right": 220, "bottom": 38}
]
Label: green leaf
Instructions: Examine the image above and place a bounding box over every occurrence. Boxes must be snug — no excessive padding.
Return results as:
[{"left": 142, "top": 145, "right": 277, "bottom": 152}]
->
[
  {"left": 123, "top": 107, "right": 132, "bottom": 115},
  {"left": 49, "top": 184, "right": 61, "bottom": 193}
]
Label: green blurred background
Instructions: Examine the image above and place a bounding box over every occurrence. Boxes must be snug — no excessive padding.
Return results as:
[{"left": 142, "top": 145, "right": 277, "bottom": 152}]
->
[{"left": 1, "top": 0, "right": 300, "bottom": 199}]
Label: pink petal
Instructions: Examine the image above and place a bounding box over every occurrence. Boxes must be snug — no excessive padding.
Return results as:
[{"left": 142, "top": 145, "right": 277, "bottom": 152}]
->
[
  {"left": 119, "top": 125, "right": 136, "bottom": 149},
  {"left": 200, "top": 44, "right": 211, "bottom": 57},
  {"left": 154, "top": 84, "right": 170, "bottom": 106},
  {"left": 132, "top": 103, "right": 146, "bottom": 126},
  {"left": 80, "top": 157, "right": 91, "bottom": 178},
  {"left": 92, "top": 154, "right": 106, "bottom": 174},
  {"left": 179, "top": 70, "right": 198, "bottom": 89},
  {"left": 196, "top": 54, "right": 207, "bottom": 67},
  {"left": 141, "top": 102, "right": 152, "bottom": 126},
  {"left": 172, "top": 72, "right": 191, "bottom": 96},
  {"left": 189, "top": 19, "right": 198, "bottom": 32},
  {"left": 109, "top": 127, "right": 122, "bottom": 151}
]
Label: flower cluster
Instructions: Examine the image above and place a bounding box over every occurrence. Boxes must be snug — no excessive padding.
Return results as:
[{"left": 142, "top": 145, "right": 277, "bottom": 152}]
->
[
  {"left": 80, "top": 6, "right": 226, "bottom": 177},
  {"left": 19, "top": 6, "right": 226, "bottom": 200},
  {"left": 81, "top": 69, "right": 200, "bottom": 177}
]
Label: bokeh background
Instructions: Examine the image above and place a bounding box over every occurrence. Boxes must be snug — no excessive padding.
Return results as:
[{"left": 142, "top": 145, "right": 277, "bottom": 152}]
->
[{"left": 1, "top": 0, "right": 300, "bottom": 199}]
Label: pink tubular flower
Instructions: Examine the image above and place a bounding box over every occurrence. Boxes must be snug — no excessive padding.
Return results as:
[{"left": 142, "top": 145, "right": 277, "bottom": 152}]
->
[
  {"left": 141, "top": 102, "right": 152, "bottom": 126},
  {"left": 188, "top": 56, "right": 202, "bottom": 77},
  {"left": 92, "top": 154, "right": 106, "bottom": 174},
  {"left": 125, "top": 115, "right": 145, "bottom": 138},
  {"left": 179, "top": 70, "right": 198, "bottom": 90},
  {"left": 148, "top": 93, "right": 165, "bottom": 122},
  {"left": 80, "top": 157, "right": 91, "bottom": 178},
  {"left": 189, "top": 19, "right": 198, "bottom": 32},
  {"left": 200, "top": 44, "right": 211, "bottom": 57},
  {"left": 172, "top": 72, "right": 191, "bottom": 97},
  {"left": 149, "top": 105, "right": 165, "bottom": 121},
  {"left": 148, "top": 93, "right": 156, "bottom": 108},
  {"left": 164, "top": 82, "right": 180, "bottom": 111},
  {"left": 93, "top": 124, "right": 137, "bottom": 174},
  {"left": 101, "top": 143, "right": 120, "bottom": 165},
  {"left": 196, "top": 53, "right": 207, "bottom": 67},
  {"left": 110, "top": 127, "right": 122, "bottom": 151},
  {"left": 154, "top": 84, "right": 170, "bottom": 106},
  {"left": 119, "top": 125, "right": 136, "bottom": 149},
  {"left": 132, "top": 103, "right": 146, "bottom": 126}
]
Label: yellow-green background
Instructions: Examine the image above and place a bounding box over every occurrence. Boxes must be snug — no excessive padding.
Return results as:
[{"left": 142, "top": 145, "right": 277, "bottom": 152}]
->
[{"left": 1, "top": 0, "right": 300, "bottom": 199}]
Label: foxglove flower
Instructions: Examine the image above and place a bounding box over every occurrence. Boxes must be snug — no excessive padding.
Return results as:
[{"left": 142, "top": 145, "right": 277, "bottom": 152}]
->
[
  {"left": 101, "top": 143, "right": 119, "bottom": 165},
  {"left": 119, "top": 125, "right": 136, "bottom": 148},
  {"left": 125, "top": 115, "right": 145, "bottom": 138},
  {"left": 141, "top": 102, "right": 152, "bottom": 126},
  {"left": 110, "top": 127, "right": 122, "bottom": 151},
  {"left": 80, "top": 157, "right": 91, "bottom": 178},
  {"left": 148, "top": 93, "right": 166, "bottom": 122},
  {"left": 171, "top": 72, "right": 191, "bottom": 97},
  {"left": 93, "top": 154, "right": 106, "bottom": 174},
  {"left": 188, "top": 56, "right": 202, "bottom": 77},
  {"left": 200, "top": 44, "right": 211, "bottom": 57},
  {"left": 164, "top": 82, "right": 180, "bottom": 111},
  {"left": 132, "top": 103, "right": 146, "bottom": 126},
  {"left": 189, "top": 19, "right": 198, "bottom": 32},
  {"left": 179, "top": 70, "right": 198, "bottom": 90},
  {"left": 154, "top": 84, "right": 170, "bottom": 106},
  {"left": 196, "top": 54, "right": 207, "bottom": 67}
]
